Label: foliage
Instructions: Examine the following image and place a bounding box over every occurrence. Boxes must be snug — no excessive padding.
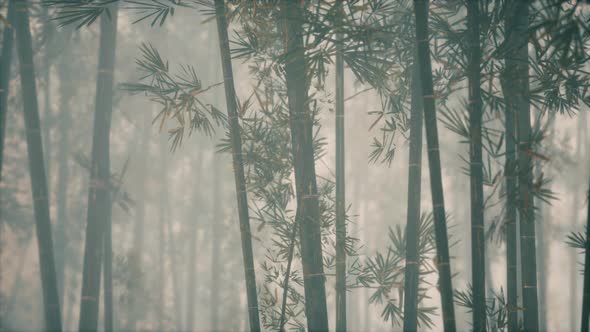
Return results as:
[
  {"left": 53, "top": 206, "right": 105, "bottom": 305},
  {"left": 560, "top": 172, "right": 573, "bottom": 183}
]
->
[
  {"left": 455, "top": 285, "right": 510, "bottom": 332},
  {"left": 353, "top": 213, "right": 440, "bottom": 328},
  {"left": 121, "top": 43, "right": 227, "bottom": 151}
]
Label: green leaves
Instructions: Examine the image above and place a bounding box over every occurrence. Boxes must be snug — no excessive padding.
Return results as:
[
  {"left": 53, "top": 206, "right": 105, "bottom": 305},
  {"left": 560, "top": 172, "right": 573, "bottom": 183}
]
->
[
  {"left": 121, "top": 43, "right": 227, "bottom": 151},
  {"left": 355, "top": 212, "right": 438, "bottom": 328},
  {"left": 43, "top": 0, "right": 192, "bottom": 28}
]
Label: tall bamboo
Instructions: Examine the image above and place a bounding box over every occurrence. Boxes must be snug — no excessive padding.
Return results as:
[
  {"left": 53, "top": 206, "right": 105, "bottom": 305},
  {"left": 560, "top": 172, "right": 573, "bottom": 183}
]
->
[
  {"left": 213, "top": 1, "right": 261, "bottom": 329},
  {"left": 55, "top": 32, "right": 74, "bottom": 313},
  {"left": 0, "top": 0, "right": 15, "bottom": 180},
  {"left": 78, "top": 4, "right": 118, "bottom": 331},
  {"left": 582, "top": 181, "right": 590, "bottom": 332},
  {"left": 279, "top": 1, "right": 329, "bottom": 330},
  {"left": 334, "top": 0, "right": 347, "bottom": 330},
  {"left": 14, "top": 0, "right": 62, "bottom": 330},
  {"left": 504, "top": 2, "right": 540, "bottom": 330},
  {"left": 402, "top": 61, "right": 424, "bottom": 332},
  {"left": 501, "top": 12, "right": 519, "bottom": 332},
  {"left": 412, "top": 1, "right": 456, "bottom": 330},
  {"left": 466, "top": 1, "right": 486, "bottom": 330}
]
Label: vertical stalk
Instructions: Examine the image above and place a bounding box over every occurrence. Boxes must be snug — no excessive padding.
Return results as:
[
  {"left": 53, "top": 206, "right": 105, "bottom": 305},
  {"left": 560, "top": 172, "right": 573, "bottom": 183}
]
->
[
  {"left": 334, "top": 1, "right": 346, "bottom": 331},
  {"left": 185, "top": 154, "right": 203, "bottom": 332},
  {"left": 55, "top": 39, "right": 73, "bottom": 313},
  {"left": 0, "top": 0, "right": 15, "bottom": 180},
  {"left": 103, "top": 201, "right": 113, "bottom": 332},
  {"left": 166, "top": 213, "right": 182, "bottom": 331},
  {"left": 412, "top": 1, "right": 457, "bottom": 330},
  {"left": 14, "top": 0, "right": 63, "bottom": 330},
  {"left": 279, "top": 1, "right": 329, "bottom": 330},
  {"left": 212, "top": 1, "right": 261, "bottom": 329},
  {"left": 501, "top": 17, "right": 519, "bottom": 332},
  {"left": 210, "top": 156, "right": 221, "bottom": 331},
  {"left": 505, "top": 2, "right": 540, "bottom": 330},
  {"left": 157, "top": 140, "right": 167, "bottom": 332},
  {"left": 402, "top": 60, "right": 424, "bottom": 332},
  {"left": 582, "top": 180, "right": 590, "bottom": 332},
  {"left": 466, "top": 1, "right": 486, "bottom": 330},
  {"left": 78, "top": 4, "right": 118, "bottom": 331}
]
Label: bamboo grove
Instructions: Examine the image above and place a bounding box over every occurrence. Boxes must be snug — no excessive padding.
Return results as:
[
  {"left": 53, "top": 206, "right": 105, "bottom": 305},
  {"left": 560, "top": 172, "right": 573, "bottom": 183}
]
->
[{"left": 1, "top": 0, "right": 590, "bottom": 331}]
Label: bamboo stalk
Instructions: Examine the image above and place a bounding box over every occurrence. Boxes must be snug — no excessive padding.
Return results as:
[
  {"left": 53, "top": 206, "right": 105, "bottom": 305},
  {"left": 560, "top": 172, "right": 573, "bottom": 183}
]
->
[
  {"left": 0, "top": 0, "right": 15, "bottom": 180},
  {"left": 334, "top": 0, "right": 347, "bottom": 330},
  {"left": 412, "top": 1, "right": 456, "bottom": 330},
  {"left": 402, "top": 57, "right": 424, "bottom": 332},
  {"left": 279, "top": 1, "right": 329, "bottom": 330},
  {"left": 213, "top": 1, "right": 261, "bottom": 330},
  {"left": 78, "top": 4, "right": 118, "bottom": 331},
  {"left": 14, "top": 0, "right": 63, "bottom": 329},
  {"left": 467, "top": 1, "right": 486, "bottom": 330},
  {"left": 581, "top": 181, "right": 590, "bottom": 332}
]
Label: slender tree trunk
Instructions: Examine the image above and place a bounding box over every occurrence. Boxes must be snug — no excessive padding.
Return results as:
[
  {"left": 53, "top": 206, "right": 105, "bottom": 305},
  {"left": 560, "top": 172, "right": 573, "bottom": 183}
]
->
[
  {"left": 466, "top": 1, "right": 486, "bottom": 330},
  {"left": 78, "top": 5, "right": 118, "bottom": 331},
  {"left": 55, "top": 44, "right": 73, "bottom": 313},
  {"left": 186, "top": 154, "right": 203, "bottom": 332},
  {"left": 0, "top": 0, "right": 15, "bottom": 180},
  {"left": 166, "top": 212, "right": 182, "bottom": 331},
  {"left": 210, "top": 156, "right": 221, "bottom": 332},
  {"left": 573, "top": 111, "right": 586, "bottom": 331},
  {"left": 582, "top": 181, "right": 590, "bottom": 332},
  {"left": 334, "top": 1, "right": 347, "bottom": 330},
  {"left": 14, "top": 1, "right": 63, "bottom": 330},
  {"left": 504, "top": 2, "right": 540, "bottom": 330},
  {"left": 213, "top": 2, "right": 261, "bottom": 330},
  {"left": 128, "top": 111, "right": 150, "bottom": 331},
  {"left": 402, "top": 60, "right": 424, "bottom": 332},
  {"left": 501, "top": 14, "right": 519, "bottom": 332},
  {"left": 103, "top": 200, "right": 113, "bottom": 332},
  {"left": 412, "top": 1, "right": 456, "bottom": 330},
  {"left": 279, "top": 2, "right": 329, "bottom": 330},
  {"left": 157, "top": 140, "right": 166, "bottom": 332}
]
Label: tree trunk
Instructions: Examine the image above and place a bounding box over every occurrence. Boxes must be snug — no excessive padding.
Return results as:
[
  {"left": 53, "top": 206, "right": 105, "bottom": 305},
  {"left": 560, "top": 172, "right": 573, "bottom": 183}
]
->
[
  {"left": 186, "top": 154, "right": 204, "bottom": 332},
  {"left": 402, "top": 59, "right": 424, "bottom": 332},
  {"left": 128, "top": 110, "right": 150, "bottom": 331},
  {"left": 504, "top": 2, "right": 540, "bottom": 330},
  {"left": 166, "top": 211, "right": 182, "bottom": 331},
  {"left": 210, "top": 156, "right": 221, "bottom": 331},
  {"left": 582, "top": 181, "right": 590, "bottom": 332},
  {"left": 78, "top": 4, "right": 118, "bottom": 331},
  {"left": 157, "top": 140, "right": 167, "bottom": 332},
  {"left": 14, "top": 0, "right": 63, "bottom": 330},
  {"left": 412, "top": 1, "right": 456, "bottom": 330},
  {"left": 0, "top": 0, "right": 15, "bottom": 180},
  {"left": 213, "top": 1, "right": 261, "bottom": 330},
  {"left": 501, "top": 11, "right": 519, "bottom": 331},
  {"left": 103, "top": 199, "right": 113, "bottom": 332},
  {"left": 55, "top": 41, "right": 73, "bottom": 313},
  {"left": 466, "top": 1, "right": 486, "bottom": 330},
  {"left": 279, "top": 2, "right": 329, "bottom": 331},
  {"left": 334, "top": 1, "right": 347, "bottom": 331}
]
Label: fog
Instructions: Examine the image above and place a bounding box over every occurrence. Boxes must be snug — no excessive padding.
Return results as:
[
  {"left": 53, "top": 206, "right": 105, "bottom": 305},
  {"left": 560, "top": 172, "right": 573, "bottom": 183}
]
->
[{"left": 1, "top": 1, "right": 589, "bottom": 332}]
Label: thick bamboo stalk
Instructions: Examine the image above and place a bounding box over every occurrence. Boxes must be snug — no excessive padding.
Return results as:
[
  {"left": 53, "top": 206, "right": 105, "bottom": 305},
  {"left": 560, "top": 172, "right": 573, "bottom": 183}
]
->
[
  {"left": 213, "top": 2, "right": 261, "bottom": 330},
  {"left": 78, "top": 5, "right": 118, "bottom": 331},
  {"left": 504, "top": 2, "right": 540, "bottom": 330},
  {"left": 412, "top": 1, "right": 456, "bottom": 330},
  {"left": 279, "top": 1, "right": 329, "bottom": 330},
  {"left": 466, "top": 1, "right": 486, "bottom": 330},
  {"left": 14, "top": 0, "right": 63, "bottom": 330},
  {"left": 402, "top": 60, "right": 424, "bottom": 332}
]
